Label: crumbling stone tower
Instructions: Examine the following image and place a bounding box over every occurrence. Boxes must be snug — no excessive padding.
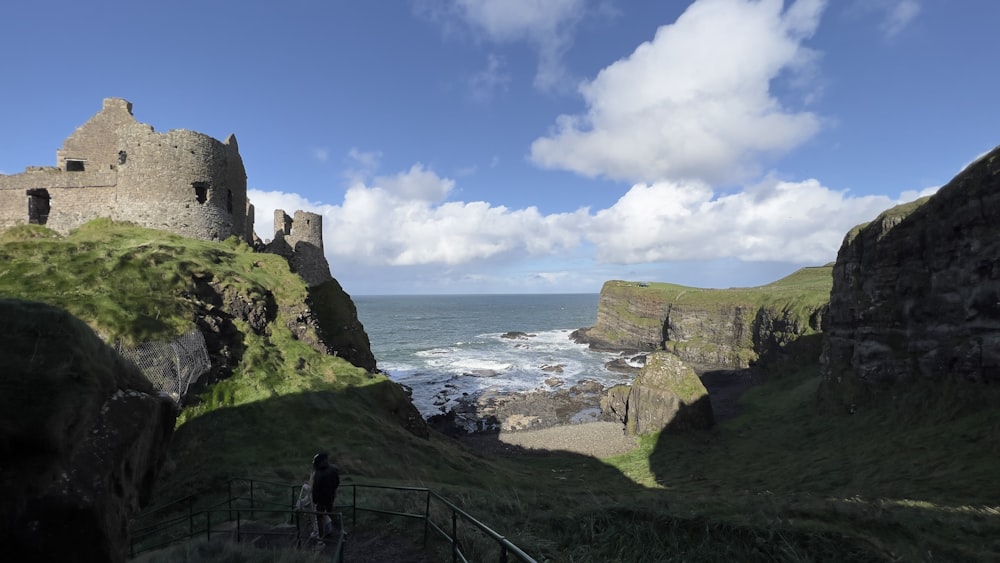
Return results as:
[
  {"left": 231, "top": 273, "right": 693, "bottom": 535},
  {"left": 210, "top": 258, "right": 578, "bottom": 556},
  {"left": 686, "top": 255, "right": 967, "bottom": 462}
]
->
[
  {"left": 266, "top": 209, "right": 332, "bottom": 287},
  {"left": 0, "top": 98, "right": 252, "bottom": 242}
]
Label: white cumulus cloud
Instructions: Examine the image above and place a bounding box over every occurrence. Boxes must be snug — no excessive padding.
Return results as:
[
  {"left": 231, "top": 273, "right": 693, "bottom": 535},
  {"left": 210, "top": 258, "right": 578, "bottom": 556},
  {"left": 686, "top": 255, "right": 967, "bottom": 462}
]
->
[
  {"left": 251, "top": 160, "right": 935, "bottom": 273},
  {"left": 374, "top": 163, "right": 456, "bottom": 202},
  {"left": 531, "top": 0, "right": 826, "bottom": 185},
  {"left": 250, "top": 161, "right": 587, "bottom": 267},
  {"left": 587, "top": 177, "right": 917, "bottom": 264}
]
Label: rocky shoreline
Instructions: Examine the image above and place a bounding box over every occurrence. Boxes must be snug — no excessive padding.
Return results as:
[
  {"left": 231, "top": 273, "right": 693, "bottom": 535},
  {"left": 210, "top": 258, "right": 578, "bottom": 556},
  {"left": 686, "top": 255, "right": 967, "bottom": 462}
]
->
[{"left": 426, "top": 332, "right": 759, "bottom": 442}]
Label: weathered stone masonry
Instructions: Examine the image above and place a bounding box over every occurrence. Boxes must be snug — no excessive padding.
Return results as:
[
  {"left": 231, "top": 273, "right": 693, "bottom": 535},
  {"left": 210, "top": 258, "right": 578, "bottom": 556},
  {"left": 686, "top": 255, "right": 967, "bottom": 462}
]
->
[
  {"left": 266, "top": 209, "right": 332, "bottom": 287},
  {"left": 0, "top": 99, "right": 250, "bottom": 242},
  {"left": 0, "top": 98, "right": 331, "bottom": 287}
]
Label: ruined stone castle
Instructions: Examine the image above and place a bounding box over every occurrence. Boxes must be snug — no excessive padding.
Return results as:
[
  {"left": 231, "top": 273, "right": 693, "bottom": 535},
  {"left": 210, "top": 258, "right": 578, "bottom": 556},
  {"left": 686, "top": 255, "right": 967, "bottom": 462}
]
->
[{"left": 0, "top": 98, "right": 331, "bottom": 286}]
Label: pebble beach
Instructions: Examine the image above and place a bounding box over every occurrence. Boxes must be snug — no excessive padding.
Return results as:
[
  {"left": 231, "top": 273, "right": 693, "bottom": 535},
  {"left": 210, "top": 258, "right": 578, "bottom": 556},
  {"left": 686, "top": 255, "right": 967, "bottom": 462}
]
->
[{"left": 460, "top": 421, "right": 638, "bottom": 458}]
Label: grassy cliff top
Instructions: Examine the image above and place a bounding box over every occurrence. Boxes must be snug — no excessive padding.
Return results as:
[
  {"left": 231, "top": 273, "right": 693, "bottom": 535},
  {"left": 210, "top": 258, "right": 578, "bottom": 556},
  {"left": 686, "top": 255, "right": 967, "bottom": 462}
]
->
[
  {"left": 603, "top": 265, "right": 832, "bottom": 313},
  {"left": 0, "top": 220, "right": 302, "bottom": 343}
]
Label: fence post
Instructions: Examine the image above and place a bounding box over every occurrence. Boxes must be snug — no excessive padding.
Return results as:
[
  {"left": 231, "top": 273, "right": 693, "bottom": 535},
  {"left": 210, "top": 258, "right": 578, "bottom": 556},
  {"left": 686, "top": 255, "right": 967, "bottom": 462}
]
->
[
  {"left": 452, "top": 510, "right": 459, "bottom": 563},
  {"left": 424, "top": 490, "right": 431, "bottom": 548},
  {"left": 294, "top": 509, "right": 300, "bottom": 548},
  {"left": 352, "top": 484, "right": 357, "bottom": 528}
]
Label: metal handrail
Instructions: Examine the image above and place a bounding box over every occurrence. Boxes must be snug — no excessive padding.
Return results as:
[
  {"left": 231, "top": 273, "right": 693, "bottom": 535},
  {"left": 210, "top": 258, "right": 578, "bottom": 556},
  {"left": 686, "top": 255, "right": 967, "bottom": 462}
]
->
[{"left": 132, "top": 478, "right": 537, "bottom": 563}]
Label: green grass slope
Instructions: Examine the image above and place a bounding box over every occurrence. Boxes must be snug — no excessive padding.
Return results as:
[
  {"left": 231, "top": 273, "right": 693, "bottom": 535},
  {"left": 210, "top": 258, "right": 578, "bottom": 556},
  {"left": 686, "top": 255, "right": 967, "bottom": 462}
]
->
[
  {"left": 3, "top": 221, "right": 997, "bottom": 561},
  {"left": 605, "top": 264, "right": 832, "bottom": 321}
]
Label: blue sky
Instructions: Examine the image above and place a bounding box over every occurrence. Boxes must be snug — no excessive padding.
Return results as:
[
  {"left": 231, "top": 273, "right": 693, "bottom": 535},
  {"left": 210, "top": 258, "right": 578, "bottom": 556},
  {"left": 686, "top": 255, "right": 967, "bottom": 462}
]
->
[{"left": 2, "top": 0, "right": 997, "bottom": 295}]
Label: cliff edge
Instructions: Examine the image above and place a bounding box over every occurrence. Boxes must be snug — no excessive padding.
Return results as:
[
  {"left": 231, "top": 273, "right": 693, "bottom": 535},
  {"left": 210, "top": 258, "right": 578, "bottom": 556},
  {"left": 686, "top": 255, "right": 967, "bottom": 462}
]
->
[{"left": 820, "top": 146, "right": 1000, "bottom": 409}]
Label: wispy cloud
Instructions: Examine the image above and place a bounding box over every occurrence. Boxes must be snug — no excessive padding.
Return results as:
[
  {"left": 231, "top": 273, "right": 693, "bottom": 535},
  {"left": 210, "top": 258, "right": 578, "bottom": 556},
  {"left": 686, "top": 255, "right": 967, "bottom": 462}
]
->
[
  {"left": 417, "top": 0, "right": 593, "bottom": 93},
  {"left": 311, "top": 147, "right": 330, "bottom": 162},
  {"left": 850, "top": 0, "right": 921, "bottom": 39},
  {"left": 344, "top": 148, "right": 382, "bottom": 185},
  {"left": 468, "top": 53, "right": 510, "bottom": 102},
  {"left": 881, "top": 0, "right": 920, "bottom": 38}
]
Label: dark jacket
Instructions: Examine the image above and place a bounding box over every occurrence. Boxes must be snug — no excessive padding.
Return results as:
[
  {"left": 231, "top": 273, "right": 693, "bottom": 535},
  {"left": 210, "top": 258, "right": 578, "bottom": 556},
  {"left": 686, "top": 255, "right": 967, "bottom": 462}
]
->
[{"left": 312, "top": 462, "right": 340, "bottom": 505}]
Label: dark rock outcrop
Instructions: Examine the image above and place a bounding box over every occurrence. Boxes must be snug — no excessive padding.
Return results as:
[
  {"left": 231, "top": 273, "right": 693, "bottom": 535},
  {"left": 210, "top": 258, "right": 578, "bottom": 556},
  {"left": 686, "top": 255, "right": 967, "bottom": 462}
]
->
[
  {"left": 501, "top": 331, "right": 535, "bottom": 339},
  {"left": 0, "top": 299, "right": 176, "bottom": 563},
  {"left": 444, "top": 380, "right": 607, "bottom": 433},
  {"left": 821, "top": 146, "right": 1000, "bottom": 409},
  {"left": 601, "top": 351, "right": 714, "bottom": 435},
  {"left": 308, "top": 279, "right": 378, "bottom": 373}
]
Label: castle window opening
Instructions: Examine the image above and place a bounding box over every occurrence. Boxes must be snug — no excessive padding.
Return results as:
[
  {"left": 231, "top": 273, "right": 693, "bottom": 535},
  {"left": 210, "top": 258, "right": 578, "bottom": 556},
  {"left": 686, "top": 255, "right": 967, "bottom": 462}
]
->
[
  {"left": 66, "top": 159, "right": 86, "bottom": 172},
  {"left": 227, "top": 189, "right": 233, "bottom": 213},
  {"left": 193, "top": 182, "right": 208, "bottom": 204},
  {"left": 118, "top": 150, "right": 127, "bottom": 165},
  {"left": 27, "top": 189, "right": 51, "bottom": 225}
]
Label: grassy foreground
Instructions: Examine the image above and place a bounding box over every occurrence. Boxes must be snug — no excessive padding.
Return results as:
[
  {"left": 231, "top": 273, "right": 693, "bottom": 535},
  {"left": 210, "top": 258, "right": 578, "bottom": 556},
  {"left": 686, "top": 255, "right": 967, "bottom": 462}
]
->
[{"left": 3, "top": 221, "right": 998, "bottom": 561}]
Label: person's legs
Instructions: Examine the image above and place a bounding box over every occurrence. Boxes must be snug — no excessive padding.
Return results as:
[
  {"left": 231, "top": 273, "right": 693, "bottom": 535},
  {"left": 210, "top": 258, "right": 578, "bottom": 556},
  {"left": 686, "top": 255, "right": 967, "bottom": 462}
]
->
[{"left": 315, "top": 502, "right": 332, "bottom": 536}]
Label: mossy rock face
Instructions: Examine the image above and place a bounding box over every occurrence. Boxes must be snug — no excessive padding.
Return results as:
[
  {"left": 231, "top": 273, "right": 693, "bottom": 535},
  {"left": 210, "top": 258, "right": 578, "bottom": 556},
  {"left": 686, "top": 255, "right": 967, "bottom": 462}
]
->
[
  {"left": 821, "top": 144, "right": 1000, "bottom": 410},
  {"left": 0, "top": 299, "right": 176, "bottom": 563},
  {"left": 621, "top": 352, "right": 714, "bottom": 436}
]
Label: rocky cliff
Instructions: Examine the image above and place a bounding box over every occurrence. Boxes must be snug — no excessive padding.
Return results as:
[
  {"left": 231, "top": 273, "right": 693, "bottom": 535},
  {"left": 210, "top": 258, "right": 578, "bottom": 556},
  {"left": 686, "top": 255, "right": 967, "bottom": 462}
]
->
[
  {"left": 820, "top": 146, "right": 1000, "bottom": 408},
  {"left": 0, "top": 299, "right": 176, "bottom": 563},
  {"left": 575, "top": 267, "right": 831, "bottom": 369},
  {"left": 602, "top": 351, "right": 714, "bottom": 435}
]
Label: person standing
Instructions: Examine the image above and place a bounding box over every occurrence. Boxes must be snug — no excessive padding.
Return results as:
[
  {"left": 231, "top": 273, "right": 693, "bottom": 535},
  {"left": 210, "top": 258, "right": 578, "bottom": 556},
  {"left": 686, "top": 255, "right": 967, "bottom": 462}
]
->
[{"left": 310, "top": 452, "right": 340, "bottom": 537}]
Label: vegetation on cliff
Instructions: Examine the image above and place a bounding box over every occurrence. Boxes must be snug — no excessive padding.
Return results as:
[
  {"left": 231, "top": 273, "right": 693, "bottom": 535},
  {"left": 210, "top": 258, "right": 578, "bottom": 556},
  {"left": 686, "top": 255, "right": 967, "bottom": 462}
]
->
[{"left": 0, "top": 220, "right": 389, "bottom": 418}]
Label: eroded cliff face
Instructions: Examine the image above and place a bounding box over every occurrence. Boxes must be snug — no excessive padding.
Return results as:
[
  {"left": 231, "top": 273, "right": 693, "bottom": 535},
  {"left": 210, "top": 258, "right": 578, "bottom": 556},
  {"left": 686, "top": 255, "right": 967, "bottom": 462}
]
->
[
  {"left": 577, "top": 271, "right": 829, "bottom": 369},
  {"left": 0, "top": 300, "right": 176, "bottom": 563},
  {"left": 820, "top": 146, "right": 1000, "bottom": 408}
]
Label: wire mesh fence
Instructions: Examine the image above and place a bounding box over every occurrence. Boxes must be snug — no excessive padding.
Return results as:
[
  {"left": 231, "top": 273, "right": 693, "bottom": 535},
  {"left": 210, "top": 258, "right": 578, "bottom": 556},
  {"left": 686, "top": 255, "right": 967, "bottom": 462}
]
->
[{"left": 116, "top": 329, "right": 211, "bottom": 401}]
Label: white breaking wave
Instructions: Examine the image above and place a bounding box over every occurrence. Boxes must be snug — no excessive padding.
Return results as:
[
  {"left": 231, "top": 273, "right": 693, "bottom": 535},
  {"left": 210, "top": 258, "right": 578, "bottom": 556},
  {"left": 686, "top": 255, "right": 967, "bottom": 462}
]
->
[{"left": 385, "top": 328, "right": 628, "bottom": 416}]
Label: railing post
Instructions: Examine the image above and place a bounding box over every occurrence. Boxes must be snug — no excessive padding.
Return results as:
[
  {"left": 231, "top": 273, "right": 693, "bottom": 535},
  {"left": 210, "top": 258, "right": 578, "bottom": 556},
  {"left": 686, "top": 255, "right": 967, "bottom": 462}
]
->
[
  {"left": 501, "top": 545, "right": 509, "bottom": 563},
  {"left": 237, "top": 512, "right": 241, "bottom": 543},
  {"left": 452, "top": 509, "right": 459, "bottom": 563},
  {"left": 250, "top": 480, "right": 255, "bottom": 520},
  {"left": 424, "top": 490, "right": 431, "bottom": 548},
  {"left": 295, "top": 510, "right": 301, "bottom": 548},
  {"left": 228, "top": 480, "right": 233, "bottom": 520}
]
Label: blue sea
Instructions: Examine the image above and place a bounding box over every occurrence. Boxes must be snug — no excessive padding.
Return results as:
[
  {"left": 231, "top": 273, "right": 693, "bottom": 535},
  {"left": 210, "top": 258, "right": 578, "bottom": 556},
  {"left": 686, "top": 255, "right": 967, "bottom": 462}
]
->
[{"left": 353, "top": 294, "right": 634, "bottom": 418}]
